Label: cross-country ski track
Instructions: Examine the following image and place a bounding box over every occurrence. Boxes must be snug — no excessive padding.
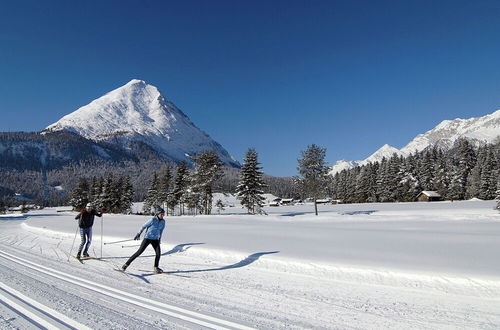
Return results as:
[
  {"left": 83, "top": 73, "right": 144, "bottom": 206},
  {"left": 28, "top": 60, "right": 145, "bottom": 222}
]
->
[{"left": 0, "top": 246, "right": 254, "bottom": 329}]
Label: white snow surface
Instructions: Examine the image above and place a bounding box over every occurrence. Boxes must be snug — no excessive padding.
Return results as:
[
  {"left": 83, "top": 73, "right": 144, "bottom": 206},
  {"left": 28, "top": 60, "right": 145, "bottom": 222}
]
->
[
  {"left": 45, "top": 79, "right": 238, "bottom": 166},
  {"left": 1, "top": 200, "right": 499, "bottom": 329},
  {"left": 330, "top": 109, "right": 500, "bottom": 174}
]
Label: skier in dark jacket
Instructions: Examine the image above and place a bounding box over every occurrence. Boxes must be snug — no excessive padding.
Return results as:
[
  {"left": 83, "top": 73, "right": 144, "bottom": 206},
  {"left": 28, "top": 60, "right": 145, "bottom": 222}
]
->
[
  {"left": 122, "top": 207, "right": 166, "bottom": 273},
  {"left": 75, "top": 203, "right": 102, "bottom": 259}
]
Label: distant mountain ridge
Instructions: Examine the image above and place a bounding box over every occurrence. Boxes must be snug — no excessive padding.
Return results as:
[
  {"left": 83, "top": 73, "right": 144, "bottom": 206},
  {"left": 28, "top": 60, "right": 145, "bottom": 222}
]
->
[
  {"left": 44, "top": 79, "right": 239, "bottom": 167},
  {"left": 329, "top": 109, "right": 500, "bottom": 175}
]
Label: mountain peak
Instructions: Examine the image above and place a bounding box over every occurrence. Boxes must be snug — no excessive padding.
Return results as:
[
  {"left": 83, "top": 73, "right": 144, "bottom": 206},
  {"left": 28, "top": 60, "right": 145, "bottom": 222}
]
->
[
  {"left": 329, "top": 109, "right": 499, "bottom": 175},
  {"left": 126, "top": 79, "right": 147, "bottom": 85},
  {"left": 45, "top": 80, "right": 239, "bottom": 167}
]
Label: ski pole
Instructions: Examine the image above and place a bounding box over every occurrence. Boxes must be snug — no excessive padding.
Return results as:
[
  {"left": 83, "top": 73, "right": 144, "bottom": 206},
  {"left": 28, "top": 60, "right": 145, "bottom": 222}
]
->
[
  {"left": 121, "top": 244, "right": 141, "bottom": 248},
  {"left": 67, "top": 227, "right": 79, "bottom": 261},
  {"left": 104, "top": 239, "right": 134, "bottom": 245}
]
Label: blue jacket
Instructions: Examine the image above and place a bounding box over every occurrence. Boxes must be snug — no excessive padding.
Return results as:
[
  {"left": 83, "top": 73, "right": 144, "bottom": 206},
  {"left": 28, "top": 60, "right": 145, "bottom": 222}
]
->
[{"left": 139, "top": 216, "right": 165, "bottom": 240}]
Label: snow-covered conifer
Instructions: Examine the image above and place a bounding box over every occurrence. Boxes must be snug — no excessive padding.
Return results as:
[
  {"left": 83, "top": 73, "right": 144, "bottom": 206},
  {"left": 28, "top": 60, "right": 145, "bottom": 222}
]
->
[
  {"left": 157, "top": 165, "right": 173, "bottom": 213},
  {"left": 143, "top": 172, "right": 159, "bottom": 214},
  {"left": 236, "top": 148, "right": 266, "bottom": 214},
  {"left": 120, "top": 175, "right": 134, "bottom": 213},
  {"left": 69, "top": 177, "right": 89, "bottom": 211},
  {"left": 172, "top": 161, "right": 190, "bottom": 215},
  {"left": 192, "top": 151, "right": 224, "bottom": 215},
  {"left": 296, "top": 144, "right": 329, "bottom": 215}
]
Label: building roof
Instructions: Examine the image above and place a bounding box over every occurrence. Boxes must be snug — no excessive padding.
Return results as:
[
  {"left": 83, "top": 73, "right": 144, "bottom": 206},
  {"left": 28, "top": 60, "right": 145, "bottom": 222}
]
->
[{"left": 420, "top": 191, "right": 441, "bottom": 198}]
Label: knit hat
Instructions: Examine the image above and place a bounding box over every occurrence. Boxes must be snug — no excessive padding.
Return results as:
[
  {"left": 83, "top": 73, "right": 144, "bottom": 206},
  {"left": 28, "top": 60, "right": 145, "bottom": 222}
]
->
[
  {"left": 155, "top": 207, "right": 165, "bottom": 215},
  {"left": 86, "top": 203, "right": 93, "bottom": 208}
]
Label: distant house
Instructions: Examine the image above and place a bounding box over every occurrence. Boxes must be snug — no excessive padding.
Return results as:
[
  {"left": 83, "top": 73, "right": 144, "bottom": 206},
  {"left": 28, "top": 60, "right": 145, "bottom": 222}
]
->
[
  {"left": 269, "top": 198, "right": 281, "bottom": 207},
  {"left": 316, "top": 198, "right": 331, "bottom": 204},
  {"left": 330, "top": 199, "right": 343, "bottom": 205},
  {"left": 416, "top": 191, "right": 442, "bottom": 202},
  {"left": 280, "top": 198, "right": 294, "bottom": 205}
]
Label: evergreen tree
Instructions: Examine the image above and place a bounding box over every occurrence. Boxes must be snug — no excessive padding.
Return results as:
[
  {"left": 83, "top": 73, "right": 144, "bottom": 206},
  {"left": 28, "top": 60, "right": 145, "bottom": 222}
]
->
[
  {"left": 172, "top": 161, "right": 189, "bottom": 215},
  {"left": 185, "top": 172, "right": 201, "bottom": 215},
  {"left": 120, "top": 175, "right": 134, "bottom": 213},
  {"left": 375, "top": 157, "right": 389, "bottom": 202},
  {"left": 355, "top": 164, "right": 372, "bottom": 203},
  {"left": 296, "top": 144, "right": 329, "bottom": 215},
  {"left": 0, "top": 199, "right": 5, "bottom": 214},
  {"left": 143, "top": 172, "right": 159, "bottom": 214},
  {"left": 99, "top": 174, "right": 115, "bottom": 213},
  {"left": 496, "top": 179, "right": 500, "bottom": 211},
  {"left": 69, "top": 177, "right": 89, "bottom": 211},
  {"left": 192, "top": 151, "right": 224, "bottom": 215},
  {"left": 399, "top": 155, "right": 420, "bottom": 201},
  {"left": 236, "top": 148, "right": 267, "bottom": 214},
  {"left": 479, "top": 148, "right": 497, "bottom": 200},
  {"left": 434, "top": 151, "right": 450, "bottom": 199},
  {"left": 157, "top": 165, "right": 173, "bottom": 214},
  {"left": 454, "top": 138, "right": 477, "bottom": 199},
  {"left": 89, "top": 177, "right": 103, "bottom": 210}
]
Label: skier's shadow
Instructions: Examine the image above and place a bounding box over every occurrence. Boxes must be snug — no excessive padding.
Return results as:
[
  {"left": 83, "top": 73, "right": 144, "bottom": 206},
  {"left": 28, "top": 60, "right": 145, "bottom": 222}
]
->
[
  {"left": 126, "top": 250, "right": 279, "bottom": 282},
  {"left": 167, "top": 251, "right": 280, "bottom": 275},
  {"left": 162, "top": 242, "right": 205, "bottom": 256},
  {"left": 102, "top": 242, "right": 204, "bottom": 260}
]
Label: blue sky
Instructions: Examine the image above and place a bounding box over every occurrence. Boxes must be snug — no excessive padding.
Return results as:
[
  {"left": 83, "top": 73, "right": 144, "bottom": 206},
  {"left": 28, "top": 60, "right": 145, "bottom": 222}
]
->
[{"left": 1, "top": 0, "right": 500, "bottom": 176}]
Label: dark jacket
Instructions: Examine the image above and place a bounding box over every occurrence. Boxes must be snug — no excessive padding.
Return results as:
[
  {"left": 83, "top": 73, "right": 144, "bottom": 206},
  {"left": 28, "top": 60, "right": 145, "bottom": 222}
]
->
[{"left": 75, "top": 209, "right": 102, "bottom": 228}]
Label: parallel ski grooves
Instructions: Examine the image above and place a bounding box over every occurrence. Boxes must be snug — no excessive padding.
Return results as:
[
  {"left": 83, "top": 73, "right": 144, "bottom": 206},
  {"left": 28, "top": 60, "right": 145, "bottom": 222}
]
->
[
  {"left": 0, "top": 282, "right": 90, "bottom": 329},
  {"left": 0, "top": 249, "right": 254, "bottom": 330}
]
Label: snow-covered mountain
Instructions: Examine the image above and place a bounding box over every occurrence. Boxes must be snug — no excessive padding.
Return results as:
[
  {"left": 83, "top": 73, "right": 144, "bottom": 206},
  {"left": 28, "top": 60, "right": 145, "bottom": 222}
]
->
[
  {"left": 329, "top": 144, "right": 402, "bottom": 174},
  {"left": 329, "top": 110, "right": 500, "bottom": 175},
  {"left": 400, "top": 109, "right": 500, "bottom": 154},
  {"left": 45, "top": 79, "right": 239, "bottom": 167}
]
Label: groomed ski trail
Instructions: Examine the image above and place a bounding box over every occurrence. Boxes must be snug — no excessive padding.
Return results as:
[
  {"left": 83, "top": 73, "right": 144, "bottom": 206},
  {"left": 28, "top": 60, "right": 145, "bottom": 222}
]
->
[{"left": 0, "top": 249, "right": 254, "bottom": 330}]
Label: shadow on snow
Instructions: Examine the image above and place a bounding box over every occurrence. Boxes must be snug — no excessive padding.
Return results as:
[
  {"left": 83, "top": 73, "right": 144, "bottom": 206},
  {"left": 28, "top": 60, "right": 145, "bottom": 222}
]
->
[{"left": 167, "top": 251, "right": 280, "bottom": 275}]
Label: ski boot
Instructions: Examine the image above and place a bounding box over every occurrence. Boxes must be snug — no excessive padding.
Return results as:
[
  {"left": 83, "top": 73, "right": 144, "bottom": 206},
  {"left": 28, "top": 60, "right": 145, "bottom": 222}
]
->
[{"left": 154, "top": 267, "right": 163, "bottom": 274}]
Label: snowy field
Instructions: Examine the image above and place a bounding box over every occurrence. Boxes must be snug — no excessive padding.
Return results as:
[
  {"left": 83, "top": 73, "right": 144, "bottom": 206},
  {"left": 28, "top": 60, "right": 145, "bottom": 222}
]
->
[{"left": 0, "top": 200, "right": 499, "bottom": 329}]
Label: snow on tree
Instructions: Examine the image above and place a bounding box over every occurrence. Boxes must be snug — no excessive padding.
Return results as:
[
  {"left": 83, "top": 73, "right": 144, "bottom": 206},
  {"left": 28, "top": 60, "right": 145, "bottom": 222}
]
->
[
  {"left": 99, "top": 174, "right": 116, "bottom": 213},
  {"left": 454, "top": 138, "right": 477, "bottom": 200},
  {"left": 143, "top": 172, "right": 160, "bottom": 214},
  {"left": 89, "top": 176, "right": 103, "bottom": 210},
  {"left": 236, "top": 148, "right": 267, "bottom": 214},
  {"left": 191, "top": 151, "right": 224, "bottom": 215},
  {"left": 69, "top": 177, "right": 89, "bottom": 211},
  {"left": 172, "top": 161, "right": 190, "bottom": 215},
  {"left": 296, "top": 144, "right": 329, "bottom": 216},
  {"left": 120, "top": 176, "right": 134, "bottom": 213},
  {"left": 157, "top": 165, "right": 173, "bottom": 214}
]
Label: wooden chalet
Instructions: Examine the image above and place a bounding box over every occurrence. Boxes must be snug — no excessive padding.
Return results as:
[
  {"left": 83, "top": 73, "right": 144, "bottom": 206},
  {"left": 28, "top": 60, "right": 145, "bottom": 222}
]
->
[{"left": 416, "top": 191, "right": 442, "bottom": 202}]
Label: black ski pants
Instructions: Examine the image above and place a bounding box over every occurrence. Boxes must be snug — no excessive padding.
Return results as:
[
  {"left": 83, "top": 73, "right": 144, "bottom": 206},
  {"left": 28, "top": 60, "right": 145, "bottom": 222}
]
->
[{"left": 125, "top": 239, "right": 161, "bottom": 267}]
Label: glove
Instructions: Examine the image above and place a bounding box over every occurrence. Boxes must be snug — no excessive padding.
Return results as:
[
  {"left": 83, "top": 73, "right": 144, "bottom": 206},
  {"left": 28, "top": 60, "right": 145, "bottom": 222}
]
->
[{"left": 134, "top": 233, "right": 141, "bottom": 240}]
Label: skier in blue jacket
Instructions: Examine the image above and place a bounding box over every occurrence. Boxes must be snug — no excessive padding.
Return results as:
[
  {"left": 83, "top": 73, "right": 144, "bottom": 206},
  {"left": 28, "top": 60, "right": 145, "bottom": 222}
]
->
[{"left": 122, "top": 207, "right": 166, "bottom": 273}]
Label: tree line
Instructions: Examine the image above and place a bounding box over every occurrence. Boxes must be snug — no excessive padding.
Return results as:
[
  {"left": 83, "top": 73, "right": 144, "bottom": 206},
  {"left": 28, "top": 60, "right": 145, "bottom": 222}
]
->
[
  {"left": 68, "top": 174, "right": 134, "bottom": 213},
  {"left": 329, "top": 138, "right": 500, "bottom": 203},
  {"left": 142, "top": 149, "right": 267, "bottom": 215}
]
